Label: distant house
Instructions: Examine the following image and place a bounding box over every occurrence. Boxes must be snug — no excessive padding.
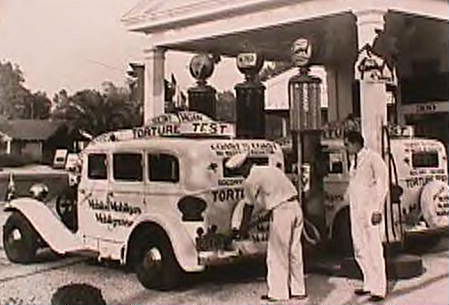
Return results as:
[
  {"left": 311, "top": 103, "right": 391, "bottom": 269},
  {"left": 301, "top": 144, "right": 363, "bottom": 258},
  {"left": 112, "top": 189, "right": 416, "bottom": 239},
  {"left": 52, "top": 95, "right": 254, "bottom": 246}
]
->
[{"left": 0, "top": 120, "right": 87, "bottom": 164}]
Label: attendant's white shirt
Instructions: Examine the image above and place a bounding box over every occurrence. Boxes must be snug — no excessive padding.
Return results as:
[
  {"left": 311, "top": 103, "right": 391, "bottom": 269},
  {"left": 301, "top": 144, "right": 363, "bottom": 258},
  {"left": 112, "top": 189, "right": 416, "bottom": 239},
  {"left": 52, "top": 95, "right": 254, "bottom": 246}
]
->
[
  {"left": 242, "top": 165, "right": 298, "bottom": 210},
  {"left": 348, "top": 148, "right": 389, "bottom": 212}
]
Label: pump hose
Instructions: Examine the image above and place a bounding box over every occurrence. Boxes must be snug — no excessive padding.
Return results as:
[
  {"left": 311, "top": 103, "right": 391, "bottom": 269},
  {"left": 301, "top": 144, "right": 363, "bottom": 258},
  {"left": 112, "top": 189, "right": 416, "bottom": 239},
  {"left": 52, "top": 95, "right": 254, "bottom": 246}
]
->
[{"left": 302, "top": 217, "right": 321, "bottom": 246}]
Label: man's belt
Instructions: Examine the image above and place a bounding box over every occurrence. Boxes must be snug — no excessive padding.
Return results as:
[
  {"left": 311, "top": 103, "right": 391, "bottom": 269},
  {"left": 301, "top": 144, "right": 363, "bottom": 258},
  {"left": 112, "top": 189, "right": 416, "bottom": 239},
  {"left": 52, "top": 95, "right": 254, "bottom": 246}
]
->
[{"left": 286, "top": 195, "right": 299, "bottom": 202}]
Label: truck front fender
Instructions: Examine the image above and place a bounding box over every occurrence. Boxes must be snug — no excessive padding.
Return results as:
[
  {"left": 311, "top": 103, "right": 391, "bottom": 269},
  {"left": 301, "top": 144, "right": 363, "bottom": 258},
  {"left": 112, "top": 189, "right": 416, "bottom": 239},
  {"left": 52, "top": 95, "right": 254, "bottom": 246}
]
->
[
  {"left": 4, "top": 198, "right": 83, "bottom": 254},
  {"left": 126, "top": 213, "right": 204, "bottom": 273}
]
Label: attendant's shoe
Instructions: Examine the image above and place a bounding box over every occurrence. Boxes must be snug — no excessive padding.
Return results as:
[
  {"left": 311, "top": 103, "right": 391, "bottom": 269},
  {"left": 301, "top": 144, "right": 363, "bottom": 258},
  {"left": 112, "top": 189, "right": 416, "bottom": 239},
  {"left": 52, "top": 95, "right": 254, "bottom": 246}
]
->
[
  {"left": 368, "top": 295, "right": 385, "bottom": 302},
  {"left": 290, "top": 294, "right": 308, "bottom": 300},
  {"left": 354, "top": 289, "right": 370, "bottom": 296},
  {"left": 260, "top": 295, "right": 285, "bottom": 302}
]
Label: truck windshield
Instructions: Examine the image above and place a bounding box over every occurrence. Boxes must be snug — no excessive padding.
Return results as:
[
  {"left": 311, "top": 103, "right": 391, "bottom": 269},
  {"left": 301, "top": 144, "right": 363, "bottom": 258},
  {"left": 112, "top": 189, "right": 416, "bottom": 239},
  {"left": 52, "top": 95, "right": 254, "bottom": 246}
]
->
[{"left": 412, "top": 151, "right": 439, "bottom": 168}]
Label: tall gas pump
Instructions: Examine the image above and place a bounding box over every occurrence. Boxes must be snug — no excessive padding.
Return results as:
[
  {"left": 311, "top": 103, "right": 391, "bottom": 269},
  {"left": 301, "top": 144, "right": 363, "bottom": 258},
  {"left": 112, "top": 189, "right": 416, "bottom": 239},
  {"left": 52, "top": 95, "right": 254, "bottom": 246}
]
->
[{"left": 288, "top": 38, "right": 326, "bottom": 239}]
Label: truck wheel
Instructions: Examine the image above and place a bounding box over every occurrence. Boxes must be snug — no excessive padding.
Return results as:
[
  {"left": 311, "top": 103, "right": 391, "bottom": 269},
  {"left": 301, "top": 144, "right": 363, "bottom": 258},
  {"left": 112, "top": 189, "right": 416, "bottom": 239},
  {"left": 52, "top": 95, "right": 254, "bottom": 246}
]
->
[
  {"left": 332, "top": 209, "right": 354, "bottom": 256},
  {"left": 135, "top": 232, "right": 182, "bottom": 290},
  {"left": 3, "top": 212, "right": 39, "bottom": 263},
  {"left": 420, "top": 181, "right": 449, "bottom": 229}
]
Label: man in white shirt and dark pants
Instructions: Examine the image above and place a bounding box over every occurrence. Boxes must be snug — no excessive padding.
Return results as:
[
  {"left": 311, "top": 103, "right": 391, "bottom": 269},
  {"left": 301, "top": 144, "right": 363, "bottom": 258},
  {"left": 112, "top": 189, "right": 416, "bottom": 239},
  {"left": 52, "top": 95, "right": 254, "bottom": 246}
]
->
[
  {"left": 226, "top": 152, "right": 307, "bottom": 302},
  {"left": 344, "top": 131, "right": 389, "bottom": 302}
]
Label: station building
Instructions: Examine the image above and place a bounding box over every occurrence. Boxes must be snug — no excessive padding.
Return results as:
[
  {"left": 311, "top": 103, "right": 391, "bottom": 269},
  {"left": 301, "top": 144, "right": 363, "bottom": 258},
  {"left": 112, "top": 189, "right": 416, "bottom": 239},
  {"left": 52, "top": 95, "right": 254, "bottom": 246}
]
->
[{"left": 122, "top": 0, "right": 448, "bottom": 152}]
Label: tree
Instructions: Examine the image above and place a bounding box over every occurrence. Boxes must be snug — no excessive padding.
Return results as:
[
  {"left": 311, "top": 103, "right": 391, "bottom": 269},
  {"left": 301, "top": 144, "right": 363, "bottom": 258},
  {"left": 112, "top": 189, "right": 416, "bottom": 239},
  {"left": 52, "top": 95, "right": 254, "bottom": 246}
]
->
[
  {"left": 259, "top": 61, "right": 293, "bottom": 82},
  {"left": 52, "top": 84, "right": 141, "bottom": 136},
  {"left": 15, "top": 91, "right": 52, "bottom": 119},
  {"left": 0, "top": 61, "right": 30, "bottom": 118},
  {"left": 52, "top": 89, "right": 69, "bottom": 106}
]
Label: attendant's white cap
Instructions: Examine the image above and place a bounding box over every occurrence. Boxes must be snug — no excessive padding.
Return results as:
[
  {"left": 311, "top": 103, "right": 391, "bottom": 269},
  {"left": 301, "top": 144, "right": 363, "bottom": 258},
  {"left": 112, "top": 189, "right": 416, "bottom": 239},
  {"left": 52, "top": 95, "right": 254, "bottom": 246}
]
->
[{"left": 225, "top": 151, "right": 249, "bottom": 169}]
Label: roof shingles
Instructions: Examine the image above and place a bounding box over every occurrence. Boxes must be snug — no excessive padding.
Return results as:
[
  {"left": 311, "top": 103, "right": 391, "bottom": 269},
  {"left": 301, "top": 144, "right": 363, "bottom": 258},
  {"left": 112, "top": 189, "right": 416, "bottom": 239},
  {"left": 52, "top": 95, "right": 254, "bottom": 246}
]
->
[{"left": 0, "top": 120, "right": 67, "bottom": 141}]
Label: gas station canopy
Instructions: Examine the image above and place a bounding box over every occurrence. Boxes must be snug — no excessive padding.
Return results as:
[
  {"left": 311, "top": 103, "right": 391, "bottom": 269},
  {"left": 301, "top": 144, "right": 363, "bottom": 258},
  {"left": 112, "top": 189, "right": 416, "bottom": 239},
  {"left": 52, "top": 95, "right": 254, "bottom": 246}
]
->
[{"left": 122, "top": 0, "right": 448, "bottom": 152}]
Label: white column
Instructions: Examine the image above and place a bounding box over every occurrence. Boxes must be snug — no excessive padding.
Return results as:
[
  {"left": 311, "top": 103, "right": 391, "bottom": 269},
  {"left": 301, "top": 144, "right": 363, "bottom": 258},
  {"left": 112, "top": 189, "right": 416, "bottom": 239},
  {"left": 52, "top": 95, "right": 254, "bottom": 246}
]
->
[
  {"left": 6, "top": 139, "right": 11, "bottom": 154},
  {"left": 353, "top": 8, "right": 388, "bottom": 154},
  {"left": 281, "top": 117, "right": 287, "bottom": 137},
  {"left": 143, "top": 47, "right": 166, "bottom": 124},
  {"left": 325, "top": 63, "right": 354, "bottom": 122}
]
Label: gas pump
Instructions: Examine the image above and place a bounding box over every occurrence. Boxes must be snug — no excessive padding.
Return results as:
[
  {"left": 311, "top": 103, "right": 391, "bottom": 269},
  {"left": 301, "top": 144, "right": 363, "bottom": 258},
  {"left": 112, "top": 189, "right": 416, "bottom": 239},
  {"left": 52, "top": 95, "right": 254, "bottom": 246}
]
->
[{"left": 288, "top": 38, "right": 325, "bottom": 243}]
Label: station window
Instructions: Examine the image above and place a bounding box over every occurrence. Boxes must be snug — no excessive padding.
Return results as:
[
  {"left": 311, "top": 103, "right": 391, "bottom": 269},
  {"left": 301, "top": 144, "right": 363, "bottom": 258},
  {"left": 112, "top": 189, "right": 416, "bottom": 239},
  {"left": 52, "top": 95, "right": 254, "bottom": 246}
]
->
[
  {"left": 223, "top": 157, "right": 268, "bottom": 177},
  {"left": 113, "top": 153, "right": 143, "bottom": 181},
  {"left": 148, "top": 153, "right": 179, "bottom": 182},
  {"left": 88, "top": 154, "right": 107, "bottom": 180}
]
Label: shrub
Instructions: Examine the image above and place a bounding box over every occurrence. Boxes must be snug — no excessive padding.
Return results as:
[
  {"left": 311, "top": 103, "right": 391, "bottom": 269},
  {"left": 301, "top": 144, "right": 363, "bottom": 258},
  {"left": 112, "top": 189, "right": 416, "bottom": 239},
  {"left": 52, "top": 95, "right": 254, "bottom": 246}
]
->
[
  {"left": 0, "top": 153, "right": 34, "bottom": 167},
  {"left": 51, "top": 283, "right": 106, "bottom": 305}
]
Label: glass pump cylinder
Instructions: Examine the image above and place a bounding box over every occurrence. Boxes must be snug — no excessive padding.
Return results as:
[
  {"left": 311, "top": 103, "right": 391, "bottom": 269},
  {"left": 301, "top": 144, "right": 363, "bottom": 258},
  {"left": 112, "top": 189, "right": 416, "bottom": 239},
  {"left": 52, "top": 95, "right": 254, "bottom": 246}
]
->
[{"left": 288, "top": 68, "right": 322, "bottom": 132}]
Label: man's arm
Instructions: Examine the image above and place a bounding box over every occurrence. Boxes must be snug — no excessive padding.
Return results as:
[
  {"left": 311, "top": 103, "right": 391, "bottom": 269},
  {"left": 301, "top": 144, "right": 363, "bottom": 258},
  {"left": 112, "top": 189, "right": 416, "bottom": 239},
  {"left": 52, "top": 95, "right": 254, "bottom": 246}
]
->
[
  {"left": 372, "top": 152, "right": 389, "bottom": 224},
  {"left": 239, "top": 177, "right": 259, "bottom": 238}
]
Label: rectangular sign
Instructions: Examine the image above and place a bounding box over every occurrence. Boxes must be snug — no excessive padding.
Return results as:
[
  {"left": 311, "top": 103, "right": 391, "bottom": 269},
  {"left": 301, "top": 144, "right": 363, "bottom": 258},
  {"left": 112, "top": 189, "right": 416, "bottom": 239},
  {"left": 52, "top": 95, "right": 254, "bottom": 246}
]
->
[
  {"left": 401, "top": 101, "right": 449, "bottom": 115},
  {"left": 180, "top": 122, "right": 235, "bottom": 137}
]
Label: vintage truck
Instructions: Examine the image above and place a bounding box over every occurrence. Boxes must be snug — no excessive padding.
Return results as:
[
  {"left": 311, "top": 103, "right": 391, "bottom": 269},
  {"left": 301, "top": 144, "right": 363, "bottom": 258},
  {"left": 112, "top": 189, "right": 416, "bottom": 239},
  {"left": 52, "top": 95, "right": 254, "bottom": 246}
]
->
[
  {"left": 277, "top": 124, "right": 449, "bottom": 252},
  {"left": 2, "top": 111, "right": 283, "bottom": 290}
]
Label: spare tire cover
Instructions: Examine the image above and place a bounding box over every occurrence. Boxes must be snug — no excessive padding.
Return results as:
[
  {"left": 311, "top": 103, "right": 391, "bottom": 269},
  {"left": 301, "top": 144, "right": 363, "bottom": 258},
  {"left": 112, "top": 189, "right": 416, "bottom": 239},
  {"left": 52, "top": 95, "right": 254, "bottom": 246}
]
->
[{"left": 420, "top": 180, "right": 449, "bottom": 228}]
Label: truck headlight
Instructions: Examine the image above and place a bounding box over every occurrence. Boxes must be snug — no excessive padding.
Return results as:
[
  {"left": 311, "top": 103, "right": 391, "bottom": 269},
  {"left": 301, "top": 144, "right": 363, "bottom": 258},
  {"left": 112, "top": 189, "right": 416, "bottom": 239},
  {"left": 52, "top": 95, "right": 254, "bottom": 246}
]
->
[{"left": 29, "top": 183, "right": 49, "bottom": 201}]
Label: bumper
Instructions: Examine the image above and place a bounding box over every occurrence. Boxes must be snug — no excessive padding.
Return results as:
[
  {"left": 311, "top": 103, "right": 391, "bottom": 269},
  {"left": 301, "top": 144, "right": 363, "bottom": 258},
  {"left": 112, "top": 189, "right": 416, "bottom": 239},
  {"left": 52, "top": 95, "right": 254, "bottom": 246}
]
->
[
  {"left": 198, "top": 250, "right": 240, "bottom": 266},
  {"left": 198, "top": 240, "right": 267, "bottom": 266},
  {"left": 405, "top": 225, "right": 448, "bottom": 237}
]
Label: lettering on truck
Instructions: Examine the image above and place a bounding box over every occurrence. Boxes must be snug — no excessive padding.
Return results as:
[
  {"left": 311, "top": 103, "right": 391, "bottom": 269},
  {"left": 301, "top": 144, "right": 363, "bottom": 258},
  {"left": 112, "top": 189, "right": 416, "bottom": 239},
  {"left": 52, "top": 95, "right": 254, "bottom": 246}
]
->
[
  {"left": 210, "top": 142, "right": 277, "bottom": 156},
  {"left": 191, "top": 122, "right": 228, "bottom": 134},
  {"left": 88, "top": 198, "right": 142, "bottom": 228},
  {"left": 404, "top": 175, "right": 448, "bottom": 189},
  {"left": 212, "top": 187, "right": 245, "bottom": 203}
]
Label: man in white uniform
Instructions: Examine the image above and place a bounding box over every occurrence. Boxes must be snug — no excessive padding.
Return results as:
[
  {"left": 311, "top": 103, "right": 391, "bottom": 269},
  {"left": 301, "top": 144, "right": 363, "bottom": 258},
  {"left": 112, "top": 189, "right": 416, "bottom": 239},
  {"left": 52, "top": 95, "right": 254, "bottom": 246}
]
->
[
  {"left": 344, "top": 131, "right": 388, "bottom": 302},
  {"left": 226, "top": 152, "right": 306, "bottom": 302}
]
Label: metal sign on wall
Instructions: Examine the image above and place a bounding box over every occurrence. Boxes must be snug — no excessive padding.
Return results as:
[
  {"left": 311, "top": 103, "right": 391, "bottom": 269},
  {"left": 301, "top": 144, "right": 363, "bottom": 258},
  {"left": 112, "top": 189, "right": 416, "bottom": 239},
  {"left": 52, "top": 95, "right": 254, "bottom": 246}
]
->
[{"left": 401, "top": 101, "right": 449, "bottom": 115}]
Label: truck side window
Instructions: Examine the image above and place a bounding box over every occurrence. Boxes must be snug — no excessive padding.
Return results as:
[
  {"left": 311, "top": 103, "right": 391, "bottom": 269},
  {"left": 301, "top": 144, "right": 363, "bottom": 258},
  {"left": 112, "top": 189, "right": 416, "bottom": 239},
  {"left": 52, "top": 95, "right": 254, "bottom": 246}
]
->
[
  {"left": 88, "top": 154, "right": 107, "bottom": 180},
  {"left": 148, "top": 153, "right": 179, "bottom": 182},
  {"left": 113, "top": 153, "right": 143, "bottom": 181}
]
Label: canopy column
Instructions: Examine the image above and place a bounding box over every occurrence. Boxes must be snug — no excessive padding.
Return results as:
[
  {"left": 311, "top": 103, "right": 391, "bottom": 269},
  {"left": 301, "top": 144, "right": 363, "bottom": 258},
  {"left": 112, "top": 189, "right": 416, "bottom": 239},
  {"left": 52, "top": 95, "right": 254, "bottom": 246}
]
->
[
  {"left": 353, "top": 8, "right": 389, "bottom": 153},
  {"left": 143, "top": 47, "right": 166, "bottom": 124}
]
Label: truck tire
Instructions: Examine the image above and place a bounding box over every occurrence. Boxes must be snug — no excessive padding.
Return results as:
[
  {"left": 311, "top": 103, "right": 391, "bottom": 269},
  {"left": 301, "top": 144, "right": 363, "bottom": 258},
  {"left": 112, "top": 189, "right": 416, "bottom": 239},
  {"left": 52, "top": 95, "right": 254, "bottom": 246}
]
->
[
  {"left": 135, "top": 232, "right": 182, "bottom": 290},
  {"left": 3, "top": 212, "right": 39, "bottom": 263},
  {"left": 420, "top": 180, "right": 449, "bottom": 229},
  {"left": 332, "top": 209, "right": 353, "bottom": 256}
]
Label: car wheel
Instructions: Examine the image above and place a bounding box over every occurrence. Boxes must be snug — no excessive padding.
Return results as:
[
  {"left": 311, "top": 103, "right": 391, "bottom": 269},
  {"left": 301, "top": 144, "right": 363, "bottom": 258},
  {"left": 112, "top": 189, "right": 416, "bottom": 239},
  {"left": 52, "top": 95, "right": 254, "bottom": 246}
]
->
[
  {"left": 135, "top": 232, "right": 182, "bottom": 290},
  {"left": 3, "top": 212, "right": 39, "bottom": 263}
]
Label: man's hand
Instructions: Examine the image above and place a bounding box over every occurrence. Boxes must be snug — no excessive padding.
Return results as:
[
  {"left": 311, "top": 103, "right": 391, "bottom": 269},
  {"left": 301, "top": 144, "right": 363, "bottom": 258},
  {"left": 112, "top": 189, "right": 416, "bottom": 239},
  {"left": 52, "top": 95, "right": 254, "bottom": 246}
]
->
[{"left": 371, "top": 212, "right": 382, "bottom": 225}]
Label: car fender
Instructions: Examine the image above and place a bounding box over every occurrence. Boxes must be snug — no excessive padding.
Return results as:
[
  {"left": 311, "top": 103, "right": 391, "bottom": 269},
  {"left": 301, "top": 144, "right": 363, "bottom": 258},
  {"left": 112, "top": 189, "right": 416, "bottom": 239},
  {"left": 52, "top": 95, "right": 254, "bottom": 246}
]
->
[
  {"left": 125, "top": 212, "right": 204, "bottom": 272},
  {"left": 4, "top": 198, "right": 83, "bottom": 254}
]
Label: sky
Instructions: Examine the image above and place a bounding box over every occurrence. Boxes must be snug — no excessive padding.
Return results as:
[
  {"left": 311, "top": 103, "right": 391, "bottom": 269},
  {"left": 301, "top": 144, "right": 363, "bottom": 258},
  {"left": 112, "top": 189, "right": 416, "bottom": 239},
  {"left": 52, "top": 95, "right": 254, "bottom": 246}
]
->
[{"left": 0, "top": 0, "right": 241, "bottom": 98}]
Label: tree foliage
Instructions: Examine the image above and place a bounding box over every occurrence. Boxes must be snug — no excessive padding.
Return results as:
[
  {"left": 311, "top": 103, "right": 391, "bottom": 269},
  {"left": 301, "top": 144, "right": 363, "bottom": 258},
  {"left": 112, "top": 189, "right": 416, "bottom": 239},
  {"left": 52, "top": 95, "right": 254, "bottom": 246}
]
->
[
  {"left": 52, "top": 82, "right": 141, "bottom": 136},
  {"left": 259, "top": 61, "right": 293, "bottom": 82},
  {"left": 0, "top": 60, "right": 51, "bottom": 119},
  {"left": 0, "top": 61, "right": 28, "bottom": 118}
]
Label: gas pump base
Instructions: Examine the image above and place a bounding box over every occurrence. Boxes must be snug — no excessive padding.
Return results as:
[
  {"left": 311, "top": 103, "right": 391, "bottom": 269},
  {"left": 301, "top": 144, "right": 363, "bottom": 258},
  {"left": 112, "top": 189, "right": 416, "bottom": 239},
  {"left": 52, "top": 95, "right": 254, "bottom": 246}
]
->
[{"left": 340, "top": 254, "right": 423, "bottom": 280}]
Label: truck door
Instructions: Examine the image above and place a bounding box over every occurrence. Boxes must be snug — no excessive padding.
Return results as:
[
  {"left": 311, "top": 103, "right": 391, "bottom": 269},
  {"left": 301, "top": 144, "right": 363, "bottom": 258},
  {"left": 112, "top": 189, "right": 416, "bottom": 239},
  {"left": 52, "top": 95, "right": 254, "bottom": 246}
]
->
[
  {"left": 145, "top": 151, "right": 181, "bottom": 219},
  {"left": 77, "top": 152, "right": 110, "bottom": 249},
  {"left": 107, "top": 152, "right": 145, "bottom": 242}
]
